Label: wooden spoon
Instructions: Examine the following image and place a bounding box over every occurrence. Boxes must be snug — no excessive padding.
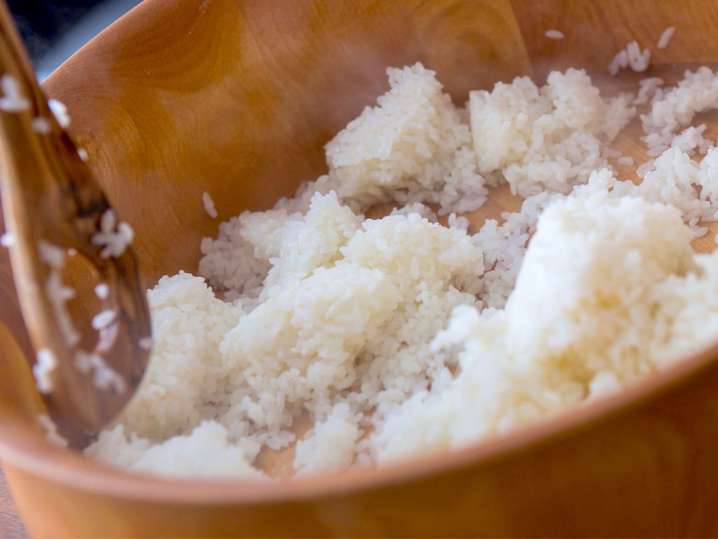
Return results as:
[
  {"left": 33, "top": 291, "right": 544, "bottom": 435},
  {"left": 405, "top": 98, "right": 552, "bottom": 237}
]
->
[{"left": 0, "top": 1, "right": 151, "bottom": 445}]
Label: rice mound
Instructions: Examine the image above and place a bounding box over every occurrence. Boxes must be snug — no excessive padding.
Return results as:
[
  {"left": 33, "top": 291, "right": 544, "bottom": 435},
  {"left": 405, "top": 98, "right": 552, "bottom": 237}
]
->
[
  {"left": 87, "top": 63, "right": 718, "bottom": 479},
  {"left": 641, "top": 67, "right": 718, "bottom": 156},
  {"left": 377, "top": 190, "right": 708, "bottom": 459},
  {"left": 469, "top": 68, "right": 635, "bottom": 197}
]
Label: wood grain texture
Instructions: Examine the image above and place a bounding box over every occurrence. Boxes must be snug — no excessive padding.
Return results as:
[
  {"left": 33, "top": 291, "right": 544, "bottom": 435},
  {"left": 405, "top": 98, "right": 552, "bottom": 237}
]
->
[
  {"left": 3, "top": 0, "right": 718, "bottom": 536},
  {"left": 39, "top": 0, "right": 531, "bottom": 287},
  {"left": 511, "top": 0, "right": 718, "bottom": 79}
]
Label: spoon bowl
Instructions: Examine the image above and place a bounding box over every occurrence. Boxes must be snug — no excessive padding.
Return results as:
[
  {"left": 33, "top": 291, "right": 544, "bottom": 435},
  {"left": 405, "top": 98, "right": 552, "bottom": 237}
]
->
[
  {"left": 0, "top": 2, "right": 150, "bottom": 447},
  {"left": 0, "top": 1, "right": 151, "bottom": 444}
]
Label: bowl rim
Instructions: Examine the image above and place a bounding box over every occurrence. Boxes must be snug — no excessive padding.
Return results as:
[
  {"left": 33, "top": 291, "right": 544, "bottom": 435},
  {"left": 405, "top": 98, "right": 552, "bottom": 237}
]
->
[{"left": 2, "top": 0, "right": 718, "bottom": 506}]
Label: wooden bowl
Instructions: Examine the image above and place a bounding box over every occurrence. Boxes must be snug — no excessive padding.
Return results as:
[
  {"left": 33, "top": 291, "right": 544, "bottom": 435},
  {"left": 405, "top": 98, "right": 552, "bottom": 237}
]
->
[{"left": 4, "top": 0, "right": 718, "bottom": 536}]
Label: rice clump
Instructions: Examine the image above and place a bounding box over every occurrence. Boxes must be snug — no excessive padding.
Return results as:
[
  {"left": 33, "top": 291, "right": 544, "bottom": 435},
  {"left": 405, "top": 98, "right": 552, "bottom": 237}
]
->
[{"left": 608, "top": 41, "right": 651, "bottom": 76}]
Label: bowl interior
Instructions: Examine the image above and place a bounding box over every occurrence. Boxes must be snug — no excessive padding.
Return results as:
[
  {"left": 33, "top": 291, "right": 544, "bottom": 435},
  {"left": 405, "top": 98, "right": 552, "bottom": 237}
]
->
[{"left": 3, "top": 0, "right": 718, "bottom": 487}]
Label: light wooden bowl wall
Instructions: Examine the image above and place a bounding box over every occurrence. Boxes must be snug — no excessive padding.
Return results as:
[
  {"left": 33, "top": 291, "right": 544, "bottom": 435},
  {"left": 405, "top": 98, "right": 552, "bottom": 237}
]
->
[{"left": 3, "top": 0, "right": 718, "bottom": 536}]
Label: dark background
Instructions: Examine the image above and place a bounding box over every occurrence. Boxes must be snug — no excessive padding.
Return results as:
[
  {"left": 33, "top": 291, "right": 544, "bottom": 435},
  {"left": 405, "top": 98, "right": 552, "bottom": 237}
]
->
[
  {"left": 7, "top": 0, "right": 138, "bottom": 78},
  {"left": 9, "top": 0, "right": 104, "bottom": 61}
]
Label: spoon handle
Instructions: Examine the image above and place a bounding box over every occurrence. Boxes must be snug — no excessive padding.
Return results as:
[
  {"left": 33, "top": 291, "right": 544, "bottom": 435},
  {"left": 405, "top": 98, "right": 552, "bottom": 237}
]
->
[{"left": 0, "top": 0, "right": 151, "bottom": 444}]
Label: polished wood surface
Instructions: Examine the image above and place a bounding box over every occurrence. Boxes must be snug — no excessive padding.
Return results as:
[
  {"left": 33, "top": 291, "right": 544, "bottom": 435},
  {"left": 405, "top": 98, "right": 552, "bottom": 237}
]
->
[{"left": 3, "top": 0, "right": 718, "bottom": 536}]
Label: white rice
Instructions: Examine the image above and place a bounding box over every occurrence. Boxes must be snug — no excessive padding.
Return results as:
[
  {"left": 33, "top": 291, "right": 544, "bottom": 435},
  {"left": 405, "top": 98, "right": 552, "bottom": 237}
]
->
[
  {"left": 608, "top": 50, "right": 629, "bottom": 77},
  {"left": 584, "top": 148, "right": 718, "bottom": 234},
  {"left": 377, "top": 192, "right": 704, "bottom": 459},
  {"left": 95, "top": 324, "right": 119, "bottom": 355},
  {"left": 38, "top": 240, "right": 80, "bottom": 347},
  {"left": 1, "top": 232, "right": 14, "bottom": 247},
  {"left": 94, "top": 283, "right": 109, "bottom": 299},
  {"left": 37, "top": 414, "right": 68, "bottom": 448},
  {"left": 87, "top": 421, "right": 264, "bottom": 479},
  {"left": 294, "top": 403, "right": 361, "bottom": 474},
  {"left": 468, "top": 68, "right": 635, "bottom": 197},
  {"left": 0, "top": 74, "right": 30, "bottom": 112},
  {"left": 31, "top": 117, "right": 51, "bottom": 134},
  {"left": 641, "top": 67, "right": 718, "bottom": 155},
  {"left": 670, "top": 124, "right": 711, "bottom": 155},
  {"left": 49, "top": 98, "right": 70, "bottom": 128},
  {"left": 322, "top": 63, "right": 488, "bottom": 214},
  {"left": 87, "top": 62, "right": 718, "bottom": 479},
  {"left": 609, "top": 41, "right": 651, "bottom": 76},
  {"left": 627, "top": 41, "right": 651, "bottom": 72},
  {"left": 202, "top": 192, "right": 218, "bottom": 219},
  {"left": 75, "top": 351, "right": 125, "bottom": 393},
  {"left": 77, "top": 148, "right": 89, "bottom": 162},
  {"left": 545, "top": 30, "right": 564, "bottom": 40},
  {"left": 91, "top": 309, "right": 116, "bottom": 330},
  {"left": 637, "top": 160, "right": 655, "bottom": 177},
  {"left": 657, "top": 27, "right": 676, "bottom": 50},
  {"left": 92, "top": 210, "right": 134, "bottom": 258},
  {"left": 634, "top": 77, "right": 664, "bottom": 106},
  {"left": 138, "top": 337, "right": 153, "bottom": 351},
  {"left": 33, "top": 349, "right": 57, "bottom": 394}
]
